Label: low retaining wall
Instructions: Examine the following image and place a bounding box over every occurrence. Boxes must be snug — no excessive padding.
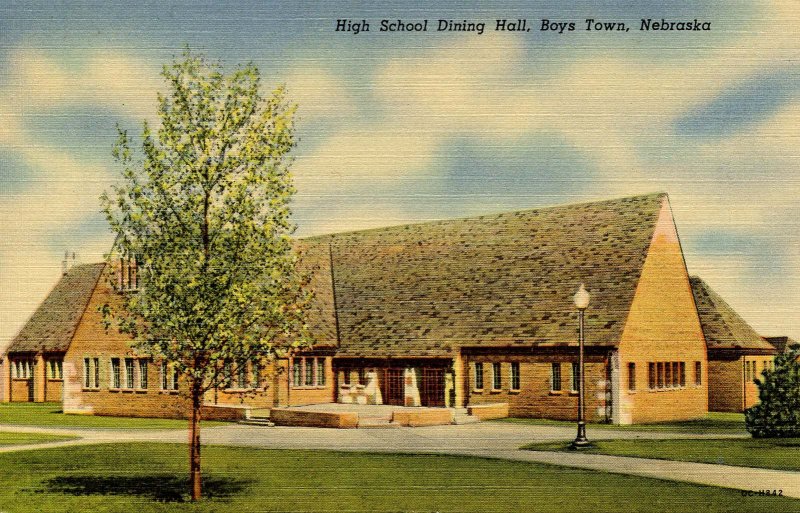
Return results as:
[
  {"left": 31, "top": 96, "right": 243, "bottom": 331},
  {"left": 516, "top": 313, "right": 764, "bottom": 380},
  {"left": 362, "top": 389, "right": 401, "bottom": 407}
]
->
[
  {"left": 391, "top": 409, "right": 454, "bottom": 427},
  {"left": 467, "top": 402, "right": 509, "bottom": 420},
  {"left": 270, "top": 408, "right": 359, "bottom": 428}
]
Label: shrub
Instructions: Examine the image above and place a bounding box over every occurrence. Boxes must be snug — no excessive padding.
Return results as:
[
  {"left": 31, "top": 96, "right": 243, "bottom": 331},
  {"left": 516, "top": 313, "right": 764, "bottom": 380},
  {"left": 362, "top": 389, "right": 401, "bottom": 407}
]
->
[{"left": 745, "top": 346, "right": 800, "bottom": 438}]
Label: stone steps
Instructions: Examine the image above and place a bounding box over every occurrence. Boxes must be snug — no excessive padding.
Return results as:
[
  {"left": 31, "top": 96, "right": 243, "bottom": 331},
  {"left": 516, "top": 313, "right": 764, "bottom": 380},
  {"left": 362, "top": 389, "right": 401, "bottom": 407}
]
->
[{"left": 238, "top": 417, "right": 275, "bottom": 427}]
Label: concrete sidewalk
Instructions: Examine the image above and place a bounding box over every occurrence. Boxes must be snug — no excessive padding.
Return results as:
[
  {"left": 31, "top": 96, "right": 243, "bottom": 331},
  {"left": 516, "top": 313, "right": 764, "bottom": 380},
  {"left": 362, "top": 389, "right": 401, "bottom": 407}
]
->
[{"left": 0, "top": 421, "right": 797, "bottom": 499}]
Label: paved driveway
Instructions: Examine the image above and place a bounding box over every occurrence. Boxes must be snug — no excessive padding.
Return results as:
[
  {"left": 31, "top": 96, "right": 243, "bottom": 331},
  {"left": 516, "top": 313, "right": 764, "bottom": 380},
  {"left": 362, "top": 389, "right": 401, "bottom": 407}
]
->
[{"left": 1, "top": 421, "right": 798, "bottom": 499}]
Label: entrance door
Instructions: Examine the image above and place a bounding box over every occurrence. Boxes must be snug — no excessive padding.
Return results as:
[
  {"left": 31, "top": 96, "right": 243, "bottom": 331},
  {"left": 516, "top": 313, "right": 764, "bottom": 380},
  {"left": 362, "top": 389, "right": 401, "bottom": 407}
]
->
[
  {"left": 383, "top": 369, "right": 405, "bottom": 406},
  {"left": 421, "top": 368, "right": 445, "bottom": 407}
]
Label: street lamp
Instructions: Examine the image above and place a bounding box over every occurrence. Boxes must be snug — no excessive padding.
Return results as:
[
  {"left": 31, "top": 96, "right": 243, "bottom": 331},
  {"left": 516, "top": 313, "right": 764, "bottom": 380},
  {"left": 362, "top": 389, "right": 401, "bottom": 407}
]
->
[{"left": 572, "top": 283, "right": 591, "bottom": 449}]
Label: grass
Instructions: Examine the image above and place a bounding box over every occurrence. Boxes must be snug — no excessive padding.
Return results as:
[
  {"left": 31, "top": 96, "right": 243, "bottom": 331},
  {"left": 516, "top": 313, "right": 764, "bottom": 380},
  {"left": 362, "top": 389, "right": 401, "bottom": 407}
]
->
[
  {"left": 499, "top": 412, "right": 748, "bottom": 434},
  {"left": 0, "top": 431, "right": 77, "bottom": 446},
  {"left": 524, "top": 437, "right": 800, "bottom": 472},
  {"left": 0, "top": 403, "right": 228, "bottom": 429},
  {"left": 0, "top": 443, "right": 796, "bottom": 512}
]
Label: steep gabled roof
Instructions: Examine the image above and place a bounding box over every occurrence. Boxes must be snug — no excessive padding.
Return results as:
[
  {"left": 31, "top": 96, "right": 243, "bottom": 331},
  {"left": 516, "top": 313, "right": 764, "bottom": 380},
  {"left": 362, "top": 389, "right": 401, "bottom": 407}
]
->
[
  {"left": 305, "top": 193, "right": 667, "bottom": 357},
  {"left": 690, "top": 276, "right": 775, "bottom": 352},
  {"left": 7, "top": 263, "right": 104, "bottom": 354}
]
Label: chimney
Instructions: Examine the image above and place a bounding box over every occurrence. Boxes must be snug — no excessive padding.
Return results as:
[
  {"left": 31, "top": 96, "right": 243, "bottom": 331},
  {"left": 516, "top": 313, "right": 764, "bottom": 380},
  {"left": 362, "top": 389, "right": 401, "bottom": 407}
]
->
[{"left": 62, "top": 250, "right": 69, "bottom": 275}]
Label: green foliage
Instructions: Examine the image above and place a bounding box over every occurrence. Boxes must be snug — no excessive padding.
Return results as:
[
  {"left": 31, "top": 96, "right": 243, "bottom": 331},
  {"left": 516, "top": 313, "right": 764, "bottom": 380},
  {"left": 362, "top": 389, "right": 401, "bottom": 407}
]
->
[
  {"left": 745, "top": 346, "right": 800, "bottom": 438},
  {"left": 101, "top": 49, "right": 313, "bottom": 395}
]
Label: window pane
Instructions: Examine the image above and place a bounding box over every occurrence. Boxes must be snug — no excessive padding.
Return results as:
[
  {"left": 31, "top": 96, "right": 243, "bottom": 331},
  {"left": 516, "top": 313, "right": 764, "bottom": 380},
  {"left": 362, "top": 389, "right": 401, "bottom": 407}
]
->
[
  {"left": 474, "top": 363, "right": 483, "bottom": 389},
  {"left": 695, "top": 361, "right": 702, "bottom": 385},
  {"left": 112, "top": 358, "right": 121, "bottom": 389},
  {"left": 125, "top": 358, "right": 134, "bottom": 389},
  {"left": 139, "top": 360, "right": 148, "bottom": 389},
  {"left": 510, "top": 362, "right": 520, "bottom": 390},
  {"left": 657, "top": 362, "right": 664, "bottom": 388},
  {"left": 293, "top": 359, "right": 302, "bottom": 387},
  {"left": 317, "top": 358, "right": 326, "bottom": 386},
  {"left": 628, "top": 362, "right": 636, "bottom": 391},
  {"left": 305, "top": 359, "right": 314, "bottom": 386},
  {"left": 84, "top": 358, "right": 91, "bottom": 388},
  {"left": 492, "top": 362, "right": 501, "bottom": 390},
  {"left": 551, "top": 363, "right": 561, "bottom": 391}
]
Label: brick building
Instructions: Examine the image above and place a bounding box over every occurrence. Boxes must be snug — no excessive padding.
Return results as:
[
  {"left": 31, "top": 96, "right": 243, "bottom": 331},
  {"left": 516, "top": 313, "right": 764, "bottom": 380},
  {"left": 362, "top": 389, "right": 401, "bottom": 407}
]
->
[
  {"left": 5, "top": 193, "right": 721, "bottom": 424},
  {"left": 1, "top": 262, "right": 104, "bottom": 403},
  {"left": 690, "top": 276, "right": 777, "bottom": 412}
]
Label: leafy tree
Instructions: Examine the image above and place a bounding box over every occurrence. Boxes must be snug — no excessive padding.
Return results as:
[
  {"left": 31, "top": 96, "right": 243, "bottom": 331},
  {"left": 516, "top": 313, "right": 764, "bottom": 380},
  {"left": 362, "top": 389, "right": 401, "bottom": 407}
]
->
[
  {"left": 101, "top": 50, "right": 312, "bottom": 501},
  {"left": 745, "top": 346, "right": 800, "bottom": 438}
]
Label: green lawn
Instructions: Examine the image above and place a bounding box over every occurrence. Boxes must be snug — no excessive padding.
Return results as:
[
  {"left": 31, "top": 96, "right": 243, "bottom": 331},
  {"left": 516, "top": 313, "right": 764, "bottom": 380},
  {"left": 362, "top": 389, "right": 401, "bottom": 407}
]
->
[
  {"left": 525, "top": 438, "right": 800, "bottom": 472},
  {"left": 499, "top": 412, "right": 748, "bottom": 435},
  {"left": 0, "top": 431, "right": 77, "bottom": 446},
  {"left": 0, "top": 403, "right": 228, "bottom": 429},
  {"left": 0, "top": 443, "right": 795, "bottom": 512}
]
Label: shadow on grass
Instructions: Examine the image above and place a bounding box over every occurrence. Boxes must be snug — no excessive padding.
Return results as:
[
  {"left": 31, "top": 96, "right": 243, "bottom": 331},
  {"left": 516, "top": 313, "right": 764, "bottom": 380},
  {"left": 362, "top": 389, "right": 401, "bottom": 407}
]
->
[{"left": 41, "top": 474, "right": 252, "bottom": 502}]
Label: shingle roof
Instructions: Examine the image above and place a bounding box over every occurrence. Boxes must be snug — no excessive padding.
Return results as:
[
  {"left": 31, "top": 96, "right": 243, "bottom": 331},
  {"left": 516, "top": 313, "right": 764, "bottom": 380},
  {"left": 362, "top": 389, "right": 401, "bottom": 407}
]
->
[
  {"left": 7, "top": 263, "right": 104, "bottom": 354},
  {"left": 689, "top": 276, "right": 775, "bottom": 352},
  {"left": 305, "top": 193, "right": 667, "bottom": 357}
]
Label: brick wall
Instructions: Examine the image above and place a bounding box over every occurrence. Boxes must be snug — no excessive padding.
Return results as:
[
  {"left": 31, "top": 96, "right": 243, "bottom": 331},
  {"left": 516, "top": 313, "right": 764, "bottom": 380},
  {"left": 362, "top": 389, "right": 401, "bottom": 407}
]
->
[
  {"left": 617, "top": 199, "right": 708, "bottom": 424},
  {"left": 464, "top": 354, "right": 610, "bottom": 422},
  {"left": 708, "top": 356, "right": 743, "bottom": 412}
]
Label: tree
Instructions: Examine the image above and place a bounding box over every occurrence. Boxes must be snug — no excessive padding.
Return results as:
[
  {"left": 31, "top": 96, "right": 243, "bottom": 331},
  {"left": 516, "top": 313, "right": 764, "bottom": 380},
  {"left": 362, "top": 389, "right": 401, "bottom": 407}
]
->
[
  {"left": 101, "top": 50, "right": 312, "bottom": 501},
  {"left": 745, "top": 345, "right": 800, "bottom": 438}
]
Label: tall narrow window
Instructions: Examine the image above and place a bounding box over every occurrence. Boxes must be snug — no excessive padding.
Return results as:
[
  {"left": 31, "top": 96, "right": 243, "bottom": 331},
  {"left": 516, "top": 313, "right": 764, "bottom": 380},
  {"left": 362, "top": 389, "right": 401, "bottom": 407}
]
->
[
  {"left": 672, "top": 362, "right": 679, "bottom": 388},
  {"left": 665, "top": 361, "right": 672, "bottom": 388},
  {"left": 161, "top": 361, "right": 177, "bottom": 391},
  {"left": 648, "top": 362, "right": 656, "bottom": 389},
  {"left": 695, "top": 361, "right": 702, "bottom": 386},
  {"left": 124, "top": 358, "right": 135, "bottom": 389},
  {"left": 571, "top": 362, "right": 579, "bottom": 392},
  {"left": 237, "top": 364, "right": 247, "bottom": 389},
  {"left": 679, "top": 362, "right": 686, "bottom": 387},
  {"left": 317, "top": 358, "right": 326, "bottom": 386},
  {"left": 292, "top": 359, "right": 302, "bottom": 387},
  {"left": 492, "top": 362, "right": 501, "bottom": 390},
  {"left": 474, "top": 363, "right": 484, "bottom": 390},
  {"left": 657, "top": 362, "right": 664, "bottom": 388},
  {"left": 342, "top": 368, "right": 351, "bottom": 385},
  {"left": 305, "top": 358, "right": 314, "bottom": 386},
  {"left": 628, "top": 362, "right": 636, "bottom": 391},
  {"left": 510, "top": 362, "right": 520, "bottom": 391},
  {"left": 252, "top": 362, "right": 261, "bottom": 388},
  {"left": 551, "top": 363, "right": 562, "bottom": 392},
  {"left": 357, "top": 367, "right": 365, "bottom": 386},
  {"left": 139, "top": 360, "right": 148, "bottom": 389},
  {"left": 84, "top": 358, "right": 91, "bottom": 388},
  {"left": 111, "top": 358, "right": 121, "bottom": 389}
]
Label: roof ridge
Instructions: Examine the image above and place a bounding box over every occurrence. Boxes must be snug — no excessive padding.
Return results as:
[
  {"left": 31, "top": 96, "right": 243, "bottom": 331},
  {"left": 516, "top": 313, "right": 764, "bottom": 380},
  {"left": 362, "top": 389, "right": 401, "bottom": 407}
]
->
[{"left": 302, "top": 192, "right": 668, "bottom": 240}]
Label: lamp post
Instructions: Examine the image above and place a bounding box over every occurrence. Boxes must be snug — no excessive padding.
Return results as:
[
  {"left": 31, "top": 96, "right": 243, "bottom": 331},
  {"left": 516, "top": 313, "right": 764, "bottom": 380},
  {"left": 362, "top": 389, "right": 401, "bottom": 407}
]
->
[{"left": 572, "top": 283, "right": 591, "bottom": 449}]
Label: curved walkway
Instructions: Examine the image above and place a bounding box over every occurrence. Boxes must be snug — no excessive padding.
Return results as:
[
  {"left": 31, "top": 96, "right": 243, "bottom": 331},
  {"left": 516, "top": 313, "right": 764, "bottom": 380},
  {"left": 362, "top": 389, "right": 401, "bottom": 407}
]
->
[{"left": 1, "top": 422, "right": 798, "bottom": 499}]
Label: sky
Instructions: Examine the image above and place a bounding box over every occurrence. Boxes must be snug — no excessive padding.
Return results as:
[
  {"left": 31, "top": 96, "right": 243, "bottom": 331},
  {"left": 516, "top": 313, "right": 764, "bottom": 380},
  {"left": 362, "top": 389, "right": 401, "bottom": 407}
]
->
[{"left": 1, "top": 0, "right": 798, "bottom": 349}]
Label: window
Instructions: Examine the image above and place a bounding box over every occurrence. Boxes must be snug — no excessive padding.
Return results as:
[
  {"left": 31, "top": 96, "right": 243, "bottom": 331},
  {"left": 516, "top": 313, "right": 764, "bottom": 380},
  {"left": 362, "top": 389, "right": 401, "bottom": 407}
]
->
[
  {"left": 12, "top": 359, "right": 32, "bottom": 379},
  {"left": 571, "top": 362, "right": 580, "bottom": 393},
  {"left": 474, "top": 363, "right": 484, "bottom": 390},
  {"left": 695, "top": 361, "right": 702, "bottom": 386},
  {"left": 492, "top": 362, "right": 501, "bottom": 390},
  {"left": 648, "top": 362, "right": 656, "bottom": 389},
  {"left": 292, "top": 360, "right": 302, "bottom": 387},
  {"left": 342, "top": 368, "right": 351, "bottom": 385},
  {"left": 111, "top": 358, "right": 121, "bottom": 389},
  {"left": 551, "top": 363, "right": 562, "bottom": 392},
  {"left": 628, "top": 362, "right": 636, "bottom": 391},
  {"left": 160, "top": 361, "right": 178, "bottom": 391},
  {"left": 657, "top": 362, "right": 664, "bottom": 389},
  {"left": 510, "top": 362, "right": 520, "bottom": 391},
  {"left": 317, "top": 358, "right": 326, "bottom": 386},
  {"left": 305, "top": 358, "right": 314, "bottom": 386},
  {"left": 671, "top": 362, "right": 679, "bottom": 388},
  {"left": 357, "top": 367, "right": 365, "bottom": 386},
  {"left": 48, "top": 360, "right": 63, "bottom": 379},
  {"left": 84, "top": 358, "right": 91, "bottom": 388},
  {"left": 252, "top": 362, "right": 261, "bottom": 388},
  {"left": 124, "top": 358, "right": 135, "bottom": 389},
  {"left": 665, "top": 361, "right": 672, "bottom": 388},
  {"left": 679, "top": 362, "right": 686, "bottom": 387},
  {"left": 233, "top": 363, "right": 245, "bottom": 389},
  {"left": 139, "top": 360, "right": 148, "bottom": 389}
]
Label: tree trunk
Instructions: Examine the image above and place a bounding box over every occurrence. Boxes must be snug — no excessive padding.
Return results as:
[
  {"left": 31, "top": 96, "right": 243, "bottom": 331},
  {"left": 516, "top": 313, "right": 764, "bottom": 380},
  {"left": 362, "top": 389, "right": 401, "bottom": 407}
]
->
[{"left": 190, "top": 381, "right": 202, "bottom": 501}]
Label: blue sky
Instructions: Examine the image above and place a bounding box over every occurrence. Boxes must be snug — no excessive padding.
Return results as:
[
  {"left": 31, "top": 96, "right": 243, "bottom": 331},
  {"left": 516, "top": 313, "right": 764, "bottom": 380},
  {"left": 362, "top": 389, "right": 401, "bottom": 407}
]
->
[{"left": 1, "top": 0, "right": 798, "bottom": 346}]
